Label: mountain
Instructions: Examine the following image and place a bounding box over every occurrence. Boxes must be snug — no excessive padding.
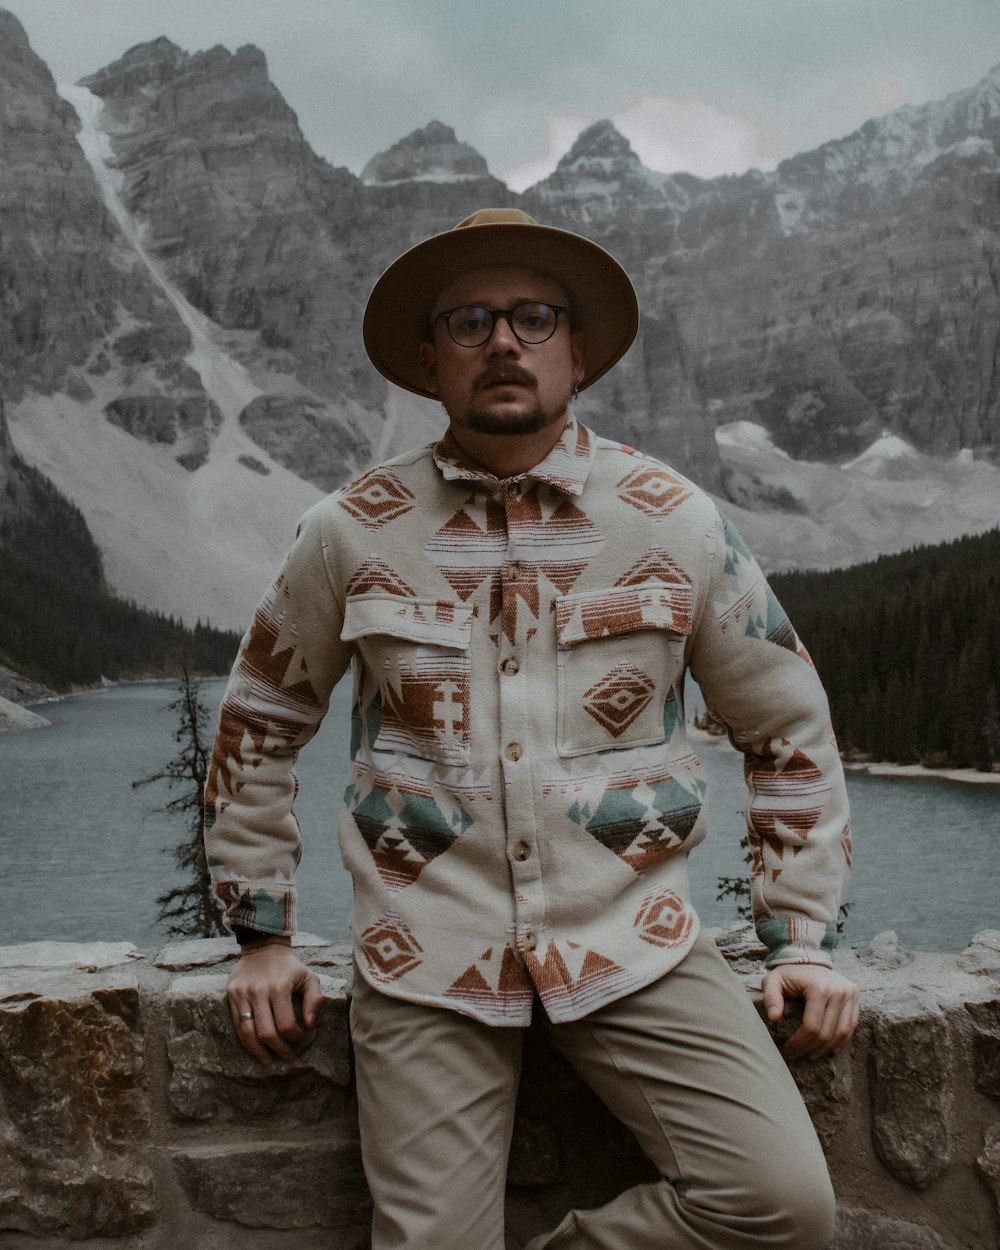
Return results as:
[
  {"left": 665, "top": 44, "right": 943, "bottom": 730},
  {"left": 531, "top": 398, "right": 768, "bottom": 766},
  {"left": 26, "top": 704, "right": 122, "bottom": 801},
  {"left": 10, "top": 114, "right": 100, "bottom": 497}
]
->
[{"left": 0, "top": 8, "right": 997, "bottom": 634}]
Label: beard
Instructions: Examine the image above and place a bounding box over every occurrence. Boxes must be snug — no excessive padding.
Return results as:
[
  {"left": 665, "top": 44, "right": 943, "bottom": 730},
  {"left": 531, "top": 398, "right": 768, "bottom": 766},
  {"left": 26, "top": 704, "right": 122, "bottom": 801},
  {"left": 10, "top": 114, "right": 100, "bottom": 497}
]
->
[{"left": 458, "top": 363, "right": 572, "bottom": 436}]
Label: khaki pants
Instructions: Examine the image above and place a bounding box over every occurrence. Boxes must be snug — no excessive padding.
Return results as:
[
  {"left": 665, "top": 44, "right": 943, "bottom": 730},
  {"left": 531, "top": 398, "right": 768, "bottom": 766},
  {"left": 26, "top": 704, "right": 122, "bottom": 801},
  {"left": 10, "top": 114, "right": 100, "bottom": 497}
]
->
[{"left": 349, "top": 933, "right": 835, "bottom": 1250}]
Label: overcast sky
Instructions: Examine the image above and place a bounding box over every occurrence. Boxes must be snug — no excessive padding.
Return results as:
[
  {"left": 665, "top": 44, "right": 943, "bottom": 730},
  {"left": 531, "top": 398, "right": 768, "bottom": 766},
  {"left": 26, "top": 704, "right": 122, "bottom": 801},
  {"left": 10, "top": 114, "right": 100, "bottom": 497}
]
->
[{"left": 4, "top": 0, "right": 999, "bottom": 189}]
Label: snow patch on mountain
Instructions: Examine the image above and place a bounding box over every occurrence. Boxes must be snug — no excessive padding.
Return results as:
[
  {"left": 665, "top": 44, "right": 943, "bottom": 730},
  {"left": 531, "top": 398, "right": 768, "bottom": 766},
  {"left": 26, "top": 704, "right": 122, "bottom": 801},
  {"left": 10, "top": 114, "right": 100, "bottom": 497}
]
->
[
  {"left": 717, "top": 429, "right": 999, "bottom": 574},
  {"left": 841, "top": 432, "right": 925, "bottom": 479},
  {"left": 715, "top": 420, "right": 791, "bottom": 459}
]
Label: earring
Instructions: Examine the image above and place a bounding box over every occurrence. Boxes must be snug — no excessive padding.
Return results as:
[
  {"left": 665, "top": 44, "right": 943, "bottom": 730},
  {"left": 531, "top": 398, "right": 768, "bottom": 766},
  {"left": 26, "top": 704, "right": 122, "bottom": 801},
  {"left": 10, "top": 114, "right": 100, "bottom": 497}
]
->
[{"left": 571, "top": 379, "right": 580, "bottom": 400}]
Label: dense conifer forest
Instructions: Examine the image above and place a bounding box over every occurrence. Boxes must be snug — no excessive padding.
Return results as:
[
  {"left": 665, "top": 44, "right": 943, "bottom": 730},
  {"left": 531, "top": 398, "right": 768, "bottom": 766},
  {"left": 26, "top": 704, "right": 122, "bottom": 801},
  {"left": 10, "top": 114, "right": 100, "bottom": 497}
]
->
[
  {"left": 770, "top": 528, "right": 1000, "bottom": 771},
  {"left": 3, "top": 449, "right": 997, "bottom": 771},
  {"left": 0, "top": 455, "right": 241, "bottom": 690}
]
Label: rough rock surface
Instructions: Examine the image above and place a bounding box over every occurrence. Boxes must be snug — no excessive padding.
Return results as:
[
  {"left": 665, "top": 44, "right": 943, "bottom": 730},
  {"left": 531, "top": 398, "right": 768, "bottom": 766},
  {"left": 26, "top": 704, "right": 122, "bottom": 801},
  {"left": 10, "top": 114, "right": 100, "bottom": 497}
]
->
[
  {"left": 0, "top": 967, "right": 155, "bottom": 1237},
  {"left": 965, "top": 993, "right": 1000, "bottom": 1098},
  {"left": 238, "top": 393, "right": 371, "bottom": 491},
  {"left": 361, "top": 120, "right": 492, "bottom": 184},
  {"left": 167, "top": 971, "right": 352, "bottom": 1121},
  {"left": 0, "top": 935, "right": 997, "bottom": 1245},
  {"left": 978, "top": 1125, "right": 1000, "bottom": 1230},
  {"left": 0, "top": 694, "right": 48, "bottom": 731},
  {"left": 0, "top": 663, "right": 57, "bottom": 706},
  {"left": 3, "top": 10, "right": 1000, "bottom": 635},
  {"left": 868, "top": 989, "right": 953, "bottom": 1189},
  {"left": 832, "top": 1207, "right": 953, "bottom": 1250},
  {"left": 958, "top": 929, "right": 1000, "bottom": 976},
  {"left": 172, "top": 1139, "right": 369, "bottom": 1229}
]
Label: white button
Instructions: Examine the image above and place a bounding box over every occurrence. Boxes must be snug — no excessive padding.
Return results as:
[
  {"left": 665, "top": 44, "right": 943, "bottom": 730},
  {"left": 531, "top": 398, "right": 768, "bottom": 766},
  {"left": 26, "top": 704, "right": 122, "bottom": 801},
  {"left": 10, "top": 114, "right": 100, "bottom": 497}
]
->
[
  {"left": 523, "top": 932, "right": 538, "bottom": 951},
  {"left": 512, "top": 841, "right": 531, "bottom": 862},
  {"left": 505, "top": 741, "right": 523, "bottom": 762},
  {"left": 501, "top": 658, "right": 520, "bottom": 676},
  {"left": 506, "top": 562, "right": 522, "bottom": 581}
]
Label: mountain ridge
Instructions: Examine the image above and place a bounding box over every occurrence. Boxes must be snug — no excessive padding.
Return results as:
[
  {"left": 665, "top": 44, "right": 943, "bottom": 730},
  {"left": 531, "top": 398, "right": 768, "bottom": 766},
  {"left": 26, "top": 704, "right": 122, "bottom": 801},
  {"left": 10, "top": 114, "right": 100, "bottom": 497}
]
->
[{"left": 0, "top": 8, "right": 997, "bottom": 632}]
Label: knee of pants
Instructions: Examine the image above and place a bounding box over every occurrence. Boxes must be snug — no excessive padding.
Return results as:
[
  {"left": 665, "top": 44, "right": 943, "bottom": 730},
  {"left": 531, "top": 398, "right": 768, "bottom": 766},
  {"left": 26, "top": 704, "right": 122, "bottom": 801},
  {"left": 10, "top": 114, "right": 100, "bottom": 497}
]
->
[{"left": 679, "top": 1154, "right": 836, "bottom": 1250}]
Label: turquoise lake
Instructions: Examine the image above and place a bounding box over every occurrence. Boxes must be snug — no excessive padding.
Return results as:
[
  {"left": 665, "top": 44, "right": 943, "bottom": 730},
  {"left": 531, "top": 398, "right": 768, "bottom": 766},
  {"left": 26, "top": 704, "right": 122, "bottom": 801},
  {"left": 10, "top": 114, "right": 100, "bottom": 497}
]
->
[{"left": 1, "top": 679, "right": 996, "bottom": 952}]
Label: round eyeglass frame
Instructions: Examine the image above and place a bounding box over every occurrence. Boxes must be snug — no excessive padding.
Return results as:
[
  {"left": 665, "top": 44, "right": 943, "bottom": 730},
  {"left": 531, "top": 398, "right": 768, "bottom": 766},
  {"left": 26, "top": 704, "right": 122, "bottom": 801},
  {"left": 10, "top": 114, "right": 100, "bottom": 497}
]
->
[{"left": 433, "top": 302, "right": 568, "bottom": 348}]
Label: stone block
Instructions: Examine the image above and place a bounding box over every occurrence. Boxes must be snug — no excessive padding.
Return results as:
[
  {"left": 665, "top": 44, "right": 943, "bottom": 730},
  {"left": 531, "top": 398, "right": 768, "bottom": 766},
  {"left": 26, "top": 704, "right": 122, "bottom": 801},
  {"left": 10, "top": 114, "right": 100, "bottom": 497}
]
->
[
  {"left": 965, "top": 995, "right": 1000, "bottom": 1099},
  {"left": 832, "top": 1206, "right": 951, "bottom": 1250},
  {"left": 868, "top": 989, "right": 952, "bottom": 1189},
  {"left": 958, "top": 930, "right": 1000, "bottom": 977},
  {"left": 172, "top": 1139, "right": 370, "bottom": 1229},
  {"left": 154, "top": 931, "right": 341, "bottom": 970},
  {"left": 0, "top": 941, "right": 140, "bottom": 971},
  {"left": 167, "top": 971, "right": 352, "bottom": 1123},
  {"left": 978, "top": 1124, "right": 1000, "bottom": 1229},
  {"left": 0, "top": 969, "right": 155, "bottom": 1237},
  {"left": 857, "top": 930, "right": 913, "bottom": 970},
  {"left": 758, "top": 999, "right": 853, "bottom": 1148}
]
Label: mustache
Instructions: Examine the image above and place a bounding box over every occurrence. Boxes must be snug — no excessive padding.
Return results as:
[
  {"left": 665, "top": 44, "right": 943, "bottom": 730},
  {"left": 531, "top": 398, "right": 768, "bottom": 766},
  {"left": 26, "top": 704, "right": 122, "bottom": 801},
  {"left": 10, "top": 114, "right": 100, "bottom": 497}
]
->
[{"left": 474, "top": 363, "right": 537, "bottom": 390}]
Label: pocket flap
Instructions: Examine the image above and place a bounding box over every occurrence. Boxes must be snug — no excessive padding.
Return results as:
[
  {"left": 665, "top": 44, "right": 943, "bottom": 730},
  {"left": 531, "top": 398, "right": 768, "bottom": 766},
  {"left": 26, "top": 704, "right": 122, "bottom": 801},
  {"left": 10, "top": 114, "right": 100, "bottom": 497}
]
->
[
  {"left": 343, "top": 594, "right": 473, "bottom": 649},
  {"left": 556, "top": 582, "right": 693, "bottom": 647}
]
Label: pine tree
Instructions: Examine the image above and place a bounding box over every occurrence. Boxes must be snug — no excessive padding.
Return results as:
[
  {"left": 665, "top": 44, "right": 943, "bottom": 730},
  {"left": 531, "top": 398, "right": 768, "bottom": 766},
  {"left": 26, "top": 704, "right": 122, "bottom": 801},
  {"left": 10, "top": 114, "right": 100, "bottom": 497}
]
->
[{"left": 133, "top": 663, "right": 226, "bottom": 937}]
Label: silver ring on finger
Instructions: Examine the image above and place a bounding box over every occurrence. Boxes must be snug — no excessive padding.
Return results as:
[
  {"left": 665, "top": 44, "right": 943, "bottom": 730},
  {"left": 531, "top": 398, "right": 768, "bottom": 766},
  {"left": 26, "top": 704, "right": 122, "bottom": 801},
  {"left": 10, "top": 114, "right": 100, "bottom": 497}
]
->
[{"left": 238, "top": 1010, "right": 254, "bottom": 1021}]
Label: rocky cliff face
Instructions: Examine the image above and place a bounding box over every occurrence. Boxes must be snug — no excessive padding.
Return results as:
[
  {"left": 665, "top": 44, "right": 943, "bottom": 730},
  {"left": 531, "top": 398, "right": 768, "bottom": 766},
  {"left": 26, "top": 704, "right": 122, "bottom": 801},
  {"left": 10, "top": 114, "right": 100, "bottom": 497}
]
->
[
  {"left": 524, "top": 94, "right": 1000, "bottom": 464},
  {"left": 0, "top": 6, "right": 997, "bottom": 626}
]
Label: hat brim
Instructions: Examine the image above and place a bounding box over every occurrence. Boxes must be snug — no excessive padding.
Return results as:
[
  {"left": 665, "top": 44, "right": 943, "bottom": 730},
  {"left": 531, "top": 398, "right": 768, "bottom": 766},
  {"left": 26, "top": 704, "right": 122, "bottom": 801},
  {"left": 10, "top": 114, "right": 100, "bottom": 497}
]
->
[{"left": 363, "top": 220, "right": 639, "bottom": 399}]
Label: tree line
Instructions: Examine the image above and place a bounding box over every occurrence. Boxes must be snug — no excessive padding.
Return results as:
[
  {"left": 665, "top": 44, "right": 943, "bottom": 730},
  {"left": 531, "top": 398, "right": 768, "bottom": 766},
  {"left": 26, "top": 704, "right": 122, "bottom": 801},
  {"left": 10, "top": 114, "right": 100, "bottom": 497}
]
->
[
  {"left": 769, "top": 527, "right": 1000, "bottom": 771},
  {"left": 4, "top": 449, "right": 997, "bottom": 771},
  {"left": 0, "top": 453, "right": 241, "bottom": 689}
]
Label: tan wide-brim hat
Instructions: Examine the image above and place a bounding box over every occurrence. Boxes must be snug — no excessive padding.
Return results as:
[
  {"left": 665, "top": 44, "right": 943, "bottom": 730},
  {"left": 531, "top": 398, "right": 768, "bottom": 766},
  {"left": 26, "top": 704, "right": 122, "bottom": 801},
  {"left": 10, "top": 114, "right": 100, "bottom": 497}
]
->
[{"left": 363, "top": 208, "right": 639, "bottom": 399}]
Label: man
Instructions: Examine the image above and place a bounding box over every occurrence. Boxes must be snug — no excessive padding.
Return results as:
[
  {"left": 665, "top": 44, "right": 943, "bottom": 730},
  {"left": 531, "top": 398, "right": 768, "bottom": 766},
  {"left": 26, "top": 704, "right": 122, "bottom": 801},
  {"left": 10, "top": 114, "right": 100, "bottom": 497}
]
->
[{"left": 205, "top": 208, "right": 858, "bottom": 1249}]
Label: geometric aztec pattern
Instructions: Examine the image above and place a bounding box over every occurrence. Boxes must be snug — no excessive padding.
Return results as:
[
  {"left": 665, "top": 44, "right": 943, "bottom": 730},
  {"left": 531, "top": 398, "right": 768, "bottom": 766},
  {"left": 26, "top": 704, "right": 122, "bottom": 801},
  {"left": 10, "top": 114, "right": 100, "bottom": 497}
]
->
[
  {"left": 634, "top": 888, "right": 695, "bottom": 948},
  {"left": 205, "top": 415, "right": 850, "bottom": 1024},
  {"left": 567, "top": 763, "right": 708, "bottom": 873},
  {"left": 360, "top": 913, "right": 424, "bottom": 983},
  {"left": 338, "top": 467, "right": 416, "bottom": 530},
  {"left": 616, "top": 464, "right": 692, "bottom": 517},
  {"left": 582, "top": 661, "right": 655, "bottom": 736},
  {"left": 522, "top": 939, "right": 642, "bottom": 1016},
  {"left": 348, "top": 774, "right": 473, "bottom": 892},
  {"left": 745, "top": 740, "right": 831, "bottom": 881}
]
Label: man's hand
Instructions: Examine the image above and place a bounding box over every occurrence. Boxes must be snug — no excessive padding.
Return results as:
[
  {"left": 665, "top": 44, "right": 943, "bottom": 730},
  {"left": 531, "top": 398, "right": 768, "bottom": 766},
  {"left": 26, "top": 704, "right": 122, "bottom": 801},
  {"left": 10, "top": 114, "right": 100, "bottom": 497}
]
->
[
  {"left": 761, "top": 964, "right": 860, "bottom": 1061},
  {"left": 226, "top": 941, "right": 324, "bottom": 1067}
]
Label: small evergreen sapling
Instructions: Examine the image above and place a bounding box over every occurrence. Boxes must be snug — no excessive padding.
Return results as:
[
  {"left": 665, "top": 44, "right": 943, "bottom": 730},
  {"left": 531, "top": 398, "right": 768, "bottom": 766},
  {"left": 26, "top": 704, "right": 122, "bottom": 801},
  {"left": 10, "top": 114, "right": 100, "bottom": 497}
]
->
[{"left": 133, "top": 664, "right": 226, "bottom": 937}]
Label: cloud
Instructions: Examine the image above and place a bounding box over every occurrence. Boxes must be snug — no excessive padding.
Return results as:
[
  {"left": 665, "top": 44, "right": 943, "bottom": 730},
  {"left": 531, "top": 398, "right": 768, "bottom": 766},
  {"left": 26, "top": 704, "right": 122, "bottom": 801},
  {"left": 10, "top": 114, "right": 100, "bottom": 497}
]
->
[
  {"left": 613, "top": 95, "right": 778, "bottom": 178},
  {"left": 501, "top": 95, "right": 777, "bottom": 192}
]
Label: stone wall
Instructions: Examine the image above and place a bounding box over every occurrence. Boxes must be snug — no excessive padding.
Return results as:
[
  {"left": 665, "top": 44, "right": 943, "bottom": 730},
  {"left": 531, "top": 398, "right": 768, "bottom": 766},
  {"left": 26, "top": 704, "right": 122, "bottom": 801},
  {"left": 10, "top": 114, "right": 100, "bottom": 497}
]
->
[{"left": 0, "top": 927, "right": 998, "bottom": 1250}]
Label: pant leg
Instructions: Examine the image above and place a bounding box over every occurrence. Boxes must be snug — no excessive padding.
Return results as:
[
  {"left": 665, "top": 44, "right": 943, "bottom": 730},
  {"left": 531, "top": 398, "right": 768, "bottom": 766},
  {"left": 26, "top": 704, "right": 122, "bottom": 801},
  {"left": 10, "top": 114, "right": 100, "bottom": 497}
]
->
[
  {"left": 525, "top": 933, "right": 836, "bottom": 1250},
  {"left": 350, "top": 971, "right": 523, "bottom": 1250}
]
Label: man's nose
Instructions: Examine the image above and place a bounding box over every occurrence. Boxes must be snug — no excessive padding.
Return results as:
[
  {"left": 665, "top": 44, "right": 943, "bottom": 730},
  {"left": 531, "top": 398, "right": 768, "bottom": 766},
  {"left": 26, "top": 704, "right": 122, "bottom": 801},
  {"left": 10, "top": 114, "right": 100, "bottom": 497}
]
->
[{"left": 484, "top": 314, "right": 521, "bottom": 353}]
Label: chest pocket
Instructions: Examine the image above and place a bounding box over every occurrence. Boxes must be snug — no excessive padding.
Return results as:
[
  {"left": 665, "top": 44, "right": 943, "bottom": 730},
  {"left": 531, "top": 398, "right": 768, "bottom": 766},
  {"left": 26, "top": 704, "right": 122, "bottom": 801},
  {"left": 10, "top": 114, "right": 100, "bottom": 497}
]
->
[
  {"left": 342, "top": 594, "right": 473, "bottom": 767},
  {"left": 555, "top": 581, "right": 693, "bottom": 758}
]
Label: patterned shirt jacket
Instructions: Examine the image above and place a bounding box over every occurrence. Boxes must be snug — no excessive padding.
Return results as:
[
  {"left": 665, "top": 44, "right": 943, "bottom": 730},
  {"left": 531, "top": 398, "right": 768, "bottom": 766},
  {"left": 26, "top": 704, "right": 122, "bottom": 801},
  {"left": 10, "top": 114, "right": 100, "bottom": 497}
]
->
[{"left": 204, "top": 418, "right": 852, "bottom": 1026}]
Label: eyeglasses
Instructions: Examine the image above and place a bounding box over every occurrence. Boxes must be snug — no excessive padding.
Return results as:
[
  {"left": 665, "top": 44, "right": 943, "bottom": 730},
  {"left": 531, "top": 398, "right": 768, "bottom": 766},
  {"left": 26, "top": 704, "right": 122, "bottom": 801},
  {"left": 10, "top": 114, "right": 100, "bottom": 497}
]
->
[{"left": 433, "top": 302, "right": 567, "bottom": 348}]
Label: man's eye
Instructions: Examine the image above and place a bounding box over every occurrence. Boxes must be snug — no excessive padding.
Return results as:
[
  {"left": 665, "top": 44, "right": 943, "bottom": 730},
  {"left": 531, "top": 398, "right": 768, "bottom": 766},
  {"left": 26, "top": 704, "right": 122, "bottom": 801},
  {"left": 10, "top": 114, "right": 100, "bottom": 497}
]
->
[
  {"left": 515, "top": 304, "right": 551, "bottom": 330},
  {"left": 453, "top": 308, "right": 489, "bottom": 334}
]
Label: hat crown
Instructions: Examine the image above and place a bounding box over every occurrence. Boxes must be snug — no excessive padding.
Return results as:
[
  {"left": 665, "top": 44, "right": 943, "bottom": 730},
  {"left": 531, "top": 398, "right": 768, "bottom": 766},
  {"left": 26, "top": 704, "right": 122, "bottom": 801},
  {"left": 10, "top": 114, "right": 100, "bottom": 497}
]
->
[
  {"left": 363, "top": 206, "right": 639, "bottom": 398},
  {"left": 454, "top": 208, "right": 539, "bottom": 230}
]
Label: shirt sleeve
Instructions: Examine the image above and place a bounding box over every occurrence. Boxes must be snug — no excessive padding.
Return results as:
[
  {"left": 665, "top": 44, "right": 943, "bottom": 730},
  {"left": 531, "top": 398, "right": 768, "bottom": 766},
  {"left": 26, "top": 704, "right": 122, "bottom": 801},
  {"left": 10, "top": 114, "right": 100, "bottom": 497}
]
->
[
  {"left": 688, "top": 509, "right": 852, "bottom": 968},
  {"left": 202, "top": 502, "right": 353, "bottom": 938}
]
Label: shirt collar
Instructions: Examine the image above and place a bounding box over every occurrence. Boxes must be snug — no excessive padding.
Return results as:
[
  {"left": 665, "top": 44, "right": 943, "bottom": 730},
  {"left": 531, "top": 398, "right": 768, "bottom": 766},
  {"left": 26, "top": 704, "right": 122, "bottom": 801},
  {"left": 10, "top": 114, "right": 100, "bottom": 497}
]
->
[{"left": 431, "top": 418, "right": 596, "bottom": 497}]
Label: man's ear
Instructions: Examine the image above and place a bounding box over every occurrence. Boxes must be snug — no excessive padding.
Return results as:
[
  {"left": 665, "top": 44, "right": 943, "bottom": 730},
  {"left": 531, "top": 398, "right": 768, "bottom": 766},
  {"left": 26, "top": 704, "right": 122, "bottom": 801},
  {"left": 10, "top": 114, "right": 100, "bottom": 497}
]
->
[
  {"left": 570, "top": 331, "right": 586, "bottom": 384},
  {"left": 420, "top": 342, "right": 438, "bottom": 395}
]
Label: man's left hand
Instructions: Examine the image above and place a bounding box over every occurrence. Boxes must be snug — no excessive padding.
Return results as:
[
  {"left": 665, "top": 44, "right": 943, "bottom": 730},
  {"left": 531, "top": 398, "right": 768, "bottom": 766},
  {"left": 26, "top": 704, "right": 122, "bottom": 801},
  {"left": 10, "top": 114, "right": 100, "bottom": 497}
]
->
[{"left": 761, "top": 965, "right": 860, "bottom": 1060}]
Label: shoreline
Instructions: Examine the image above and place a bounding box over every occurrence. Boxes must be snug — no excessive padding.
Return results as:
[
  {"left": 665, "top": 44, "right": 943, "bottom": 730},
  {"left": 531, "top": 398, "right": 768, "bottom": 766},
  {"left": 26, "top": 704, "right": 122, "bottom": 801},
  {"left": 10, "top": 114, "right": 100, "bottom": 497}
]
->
[
  {"left": 687, "top": 723, "right": 1000, "bottom": 788},
  {"left": 842, "top": 759, "right": 1000, "bottom": 787}
]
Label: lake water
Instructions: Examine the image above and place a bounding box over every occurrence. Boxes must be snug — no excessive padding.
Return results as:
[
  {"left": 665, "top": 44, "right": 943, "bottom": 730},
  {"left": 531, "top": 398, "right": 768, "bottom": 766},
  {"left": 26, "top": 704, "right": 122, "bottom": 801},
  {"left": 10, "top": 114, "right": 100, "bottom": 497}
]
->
[{"left": 1, "top": 680, "right": 996, "bottom": 952}]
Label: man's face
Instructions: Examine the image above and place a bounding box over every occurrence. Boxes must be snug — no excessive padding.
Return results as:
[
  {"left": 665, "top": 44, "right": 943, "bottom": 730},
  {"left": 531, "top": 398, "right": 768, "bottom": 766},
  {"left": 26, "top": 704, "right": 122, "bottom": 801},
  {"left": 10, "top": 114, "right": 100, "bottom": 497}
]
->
[{"left": 420, "top": 266, "right": 586, "bottom": 437}]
